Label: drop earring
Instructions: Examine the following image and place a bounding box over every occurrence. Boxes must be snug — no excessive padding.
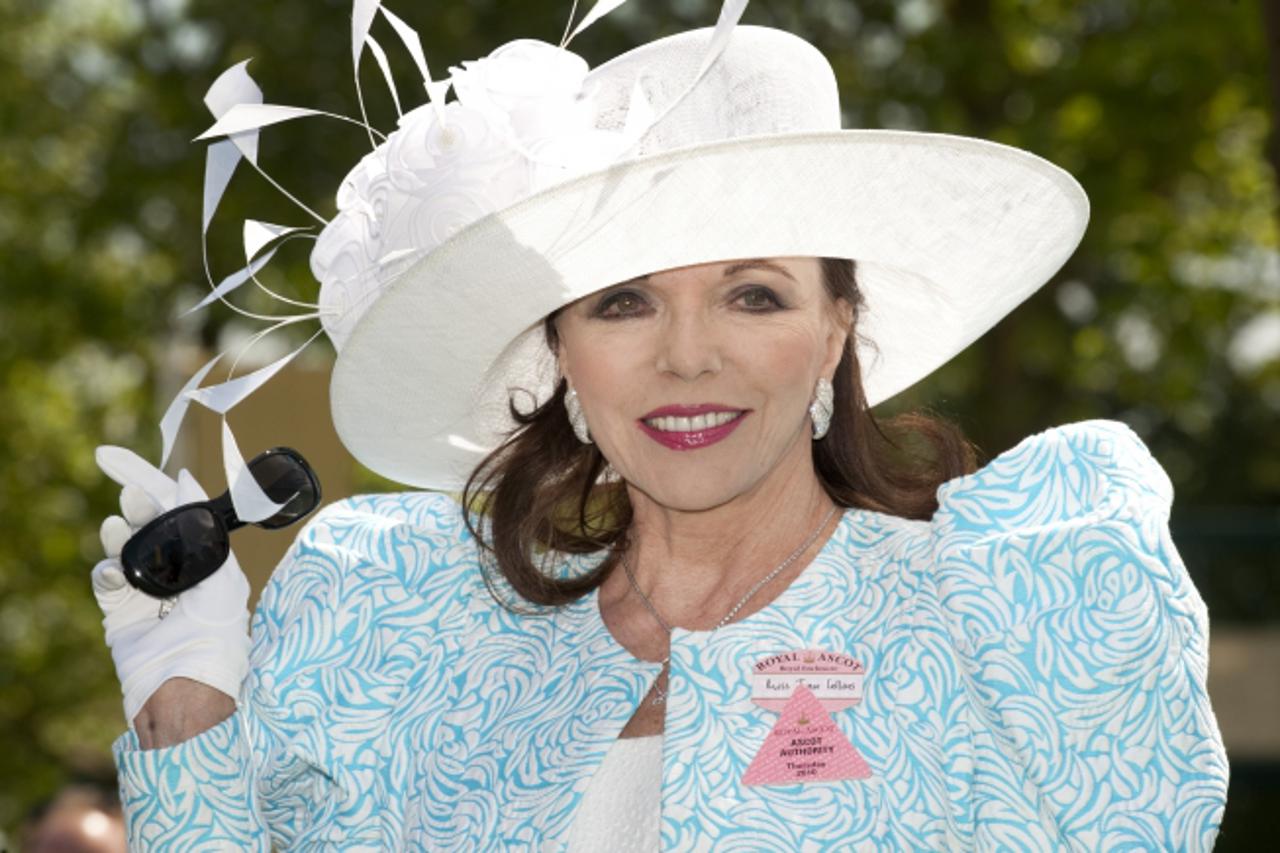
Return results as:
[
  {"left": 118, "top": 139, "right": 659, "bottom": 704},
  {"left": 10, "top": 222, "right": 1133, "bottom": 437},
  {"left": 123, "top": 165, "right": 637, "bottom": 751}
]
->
[
  {"left": 565, "top": 385, "right": 592, "bottom": 444},
  {"left": 809, "top": 377, "right": 834, "bottom": 440}
]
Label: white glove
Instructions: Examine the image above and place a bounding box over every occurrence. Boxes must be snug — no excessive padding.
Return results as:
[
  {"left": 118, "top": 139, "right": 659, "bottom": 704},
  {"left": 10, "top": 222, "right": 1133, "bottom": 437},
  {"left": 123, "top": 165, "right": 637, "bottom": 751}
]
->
[{"left": 93, "top": 446, "right": 252, "bottom": 729}]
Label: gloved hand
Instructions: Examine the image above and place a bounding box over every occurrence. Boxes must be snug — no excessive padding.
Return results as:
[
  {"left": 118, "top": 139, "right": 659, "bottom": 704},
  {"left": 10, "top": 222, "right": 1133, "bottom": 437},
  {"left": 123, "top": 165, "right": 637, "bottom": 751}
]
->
[{"left": 93, "top": 446, "right": 252, "bottom": 730}]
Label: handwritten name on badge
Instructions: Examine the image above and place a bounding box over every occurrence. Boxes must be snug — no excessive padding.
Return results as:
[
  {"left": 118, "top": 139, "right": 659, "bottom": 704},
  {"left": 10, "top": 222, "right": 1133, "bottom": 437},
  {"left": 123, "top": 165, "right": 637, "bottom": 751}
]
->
[{"left": 750, "top": 648, "right": 866, "bottom": 712}]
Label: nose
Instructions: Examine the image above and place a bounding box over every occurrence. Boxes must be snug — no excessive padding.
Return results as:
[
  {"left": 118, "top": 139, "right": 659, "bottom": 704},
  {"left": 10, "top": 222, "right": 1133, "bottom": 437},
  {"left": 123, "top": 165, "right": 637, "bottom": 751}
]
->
[{"left": 653, "top": 308, "right": 722, "bottom": 380}]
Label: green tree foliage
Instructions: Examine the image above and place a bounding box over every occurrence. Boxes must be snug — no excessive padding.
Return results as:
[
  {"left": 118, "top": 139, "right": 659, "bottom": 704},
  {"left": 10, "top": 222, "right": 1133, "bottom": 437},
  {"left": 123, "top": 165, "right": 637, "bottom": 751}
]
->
[{"left": 0, "top": 0, "right": 1274, "bottom": 840}]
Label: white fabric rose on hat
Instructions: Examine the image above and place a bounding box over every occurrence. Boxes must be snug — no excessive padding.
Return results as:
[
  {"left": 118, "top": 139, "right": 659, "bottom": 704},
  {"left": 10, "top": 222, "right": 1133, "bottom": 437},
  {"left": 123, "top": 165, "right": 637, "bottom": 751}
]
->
[
  {"left": 450, "top": 39, "right": 591, "bottom": 137},
  {"left": 312, "top": 38, "right": 627, "bottom": 351},
  {"left": 447, "top": 39, "right": 629, "bottom": 191},
  {"left": 309, "top": 150, "right": 388, "bottom": 332}
]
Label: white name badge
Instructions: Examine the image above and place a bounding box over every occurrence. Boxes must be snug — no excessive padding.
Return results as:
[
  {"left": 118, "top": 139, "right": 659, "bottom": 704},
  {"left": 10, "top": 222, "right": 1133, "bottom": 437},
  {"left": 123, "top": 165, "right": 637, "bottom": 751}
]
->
[{"left": 750, "top": 649, "right": 866, "bottom": 712}]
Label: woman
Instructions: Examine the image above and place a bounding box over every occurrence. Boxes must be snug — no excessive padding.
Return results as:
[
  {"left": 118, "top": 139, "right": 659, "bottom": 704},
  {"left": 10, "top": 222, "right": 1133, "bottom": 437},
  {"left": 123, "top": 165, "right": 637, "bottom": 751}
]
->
[{"left": 93, "top": 4, "right": 1228, "bottom": 849}]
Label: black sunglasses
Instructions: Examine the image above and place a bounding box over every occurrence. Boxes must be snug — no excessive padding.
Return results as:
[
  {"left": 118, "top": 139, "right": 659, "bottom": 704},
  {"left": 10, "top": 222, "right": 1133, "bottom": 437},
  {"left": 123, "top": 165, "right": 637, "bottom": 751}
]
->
[{"left": 121, "top": 447, "right": 321, "bottom": 598}]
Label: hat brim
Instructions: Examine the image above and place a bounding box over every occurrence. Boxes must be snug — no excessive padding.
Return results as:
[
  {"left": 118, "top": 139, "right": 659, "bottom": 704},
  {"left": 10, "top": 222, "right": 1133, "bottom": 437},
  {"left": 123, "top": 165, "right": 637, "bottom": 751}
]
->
[{"left": 330, "top": 128, "right": 1088, "bottom": 489}]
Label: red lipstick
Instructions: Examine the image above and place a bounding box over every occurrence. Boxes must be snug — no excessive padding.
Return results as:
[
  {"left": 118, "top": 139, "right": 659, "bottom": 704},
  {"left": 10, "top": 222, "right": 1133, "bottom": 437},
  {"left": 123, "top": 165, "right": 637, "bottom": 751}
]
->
[{"left": 637, "top": 404, "right": 749, "bottom": 451}]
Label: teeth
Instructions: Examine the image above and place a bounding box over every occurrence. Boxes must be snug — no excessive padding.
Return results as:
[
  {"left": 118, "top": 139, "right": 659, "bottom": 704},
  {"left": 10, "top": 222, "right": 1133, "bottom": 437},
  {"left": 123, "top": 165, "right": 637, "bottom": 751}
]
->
[{"left": 645, "top": 411, "right": 741, "bottom": 432}]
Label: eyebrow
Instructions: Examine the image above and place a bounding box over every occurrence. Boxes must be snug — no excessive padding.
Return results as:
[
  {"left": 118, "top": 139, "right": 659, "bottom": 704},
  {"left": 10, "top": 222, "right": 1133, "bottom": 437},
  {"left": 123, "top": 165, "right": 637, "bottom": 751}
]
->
[
  {"left": 616, "top": 258, "right": 797, "bottom": 288},
  {"left": 721, "top": 259, "right": 797, "bottom": 282}
]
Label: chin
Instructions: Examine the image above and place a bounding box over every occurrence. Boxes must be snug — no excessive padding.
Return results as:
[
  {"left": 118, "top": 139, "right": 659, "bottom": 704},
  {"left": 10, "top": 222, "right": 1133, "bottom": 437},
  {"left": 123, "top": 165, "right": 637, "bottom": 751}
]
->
[{"left": 624, "top": 460, "right": 758, "bottom": 513}]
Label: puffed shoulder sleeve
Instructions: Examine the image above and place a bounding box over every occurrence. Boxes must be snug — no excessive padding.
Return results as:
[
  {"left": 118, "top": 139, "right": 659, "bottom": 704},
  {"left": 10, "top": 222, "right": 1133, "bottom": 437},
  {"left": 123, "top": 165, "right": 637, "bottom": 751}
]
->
[
  {"left": 113, "top": 491, "right": 476, "bottom": 850},
  {"left": 930, "top": 420, "right": 1228, "bottom": 850}
]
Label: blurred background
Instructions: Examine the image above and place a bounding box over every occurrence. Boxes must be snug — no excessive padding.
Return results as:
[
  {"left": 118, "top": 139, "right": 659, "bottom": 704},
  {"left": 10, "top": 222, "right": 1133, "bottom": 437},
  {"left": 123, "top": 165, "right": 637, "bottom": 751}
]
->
[{"left": 1, "top": 0, "right": 1276, "bottom": 848}]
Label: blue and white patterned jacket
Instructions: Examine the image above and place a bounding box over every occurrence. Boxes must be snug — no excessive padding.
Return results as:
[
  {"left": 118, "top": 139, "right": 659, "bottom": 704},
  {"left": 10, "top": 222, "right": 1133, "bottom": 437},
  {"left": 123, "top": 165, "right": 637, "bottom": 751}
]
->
[{"left": 113, "top": 421, "right": 1228, "bottom": 850}]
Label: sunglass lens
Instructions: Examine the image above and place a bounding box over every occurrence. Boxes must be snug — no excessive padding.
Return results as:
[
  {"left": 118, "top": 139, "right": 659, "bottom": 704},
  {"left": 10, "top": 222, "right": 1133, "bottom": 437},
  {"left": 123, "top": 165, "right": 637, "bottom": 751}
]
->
[
  {"left": 122, "top": 507, "right": 227, "bottom": 595},
  {"left": 249, "top": 450, "right": 320, "bottom": 528}
]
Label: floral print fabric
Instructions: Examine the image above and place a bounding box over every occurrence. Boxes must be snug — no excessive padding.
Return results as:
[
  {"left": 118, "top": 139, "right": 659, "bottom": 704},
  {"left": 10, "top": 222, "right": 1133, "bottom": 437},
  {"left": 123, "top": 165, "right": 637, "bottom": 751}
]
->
[{"left": 114, "top": 420, "right": 1227, "bottom": 850}]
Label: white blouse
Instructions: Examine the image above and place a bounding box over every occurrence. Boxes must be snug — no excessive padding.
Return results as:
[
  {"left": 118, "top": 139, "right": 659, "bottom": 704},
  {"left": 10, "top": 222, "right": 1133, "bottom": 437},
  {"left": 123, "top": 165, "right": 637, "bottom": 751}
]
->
[{"left": 565, "top": 735, "right": 663, "bottom": 851}]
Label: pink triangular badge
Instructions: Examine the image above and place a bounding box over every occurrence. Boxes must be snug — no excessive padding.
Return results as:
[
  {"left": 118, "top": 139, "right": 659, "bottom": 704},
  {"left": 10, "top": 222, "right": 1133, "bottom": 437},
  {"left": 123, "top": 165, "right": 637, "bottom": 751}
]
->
[{"left": 742, "top": 685, "right": 872, "bottom": 786}]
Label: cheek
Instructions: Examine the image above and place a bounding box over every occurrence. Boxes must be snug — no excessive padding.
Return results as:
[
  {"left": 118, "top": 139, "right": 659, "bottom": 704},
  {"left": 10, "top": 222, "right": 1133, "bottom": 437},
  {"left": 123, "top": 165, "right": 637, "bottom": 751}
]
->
[
  {"left": 564, "top": 329, "right": 645, "bottom": 388},
  {"left": 734, "top": 321, "right": 829, "bottom": 395},
  {"left": 559, "top": 329, "right": 648, "bottom": 435}
]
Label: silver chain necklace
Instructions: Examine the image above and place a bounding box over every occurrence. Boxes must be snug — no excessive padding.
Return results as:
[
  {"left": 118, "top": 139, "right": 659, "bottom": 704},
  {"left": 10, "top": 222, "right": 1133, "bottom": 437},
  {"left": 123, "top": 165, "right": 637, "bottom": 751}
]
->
[{"left": 619, "top": 504, "right": 839, "bottom": 706}]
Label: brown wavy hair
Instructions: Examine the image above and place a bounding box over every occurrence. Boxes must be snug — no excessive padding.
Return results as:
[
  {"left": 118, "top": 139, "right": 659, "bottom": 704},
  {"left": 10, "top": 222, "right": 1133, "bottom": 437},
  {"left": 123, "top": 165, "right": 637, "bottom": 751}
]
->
[{"left": 462, "top": 257, "right": 977, "bottom": 607}]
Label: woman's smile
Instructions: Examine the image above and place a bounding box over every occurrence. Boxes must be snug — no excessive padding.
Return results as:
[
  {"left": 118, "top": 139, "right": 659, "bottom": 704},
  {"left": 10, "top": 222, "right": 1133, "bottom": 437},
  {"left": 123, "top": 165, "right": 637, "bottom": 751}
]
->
[{"left": 638, "top": 405, "right": 751, "bottom": 450}]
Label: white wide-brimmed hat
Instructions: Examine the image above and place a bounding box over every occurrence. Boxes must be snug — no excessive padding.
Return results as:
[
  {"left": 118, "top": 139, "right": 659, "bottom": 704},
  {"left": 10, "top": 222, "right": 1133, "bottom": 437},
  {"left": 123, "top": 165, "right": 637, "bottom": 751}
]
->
[{"left": 182, "top": 1, "right": 1087, "bottom": 502}]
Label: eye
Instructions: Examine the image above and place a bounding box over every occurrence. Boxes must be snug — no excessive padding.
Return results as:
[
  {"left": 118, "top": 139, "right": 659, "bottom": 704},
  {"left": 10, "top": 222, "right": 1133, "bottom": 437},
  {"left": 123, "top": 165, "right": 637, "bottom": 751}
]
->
[
  {"left": 736, "top": 286, "right": 784, "bottom": 311},
  {"left": 594, "top": 289, "right": 650, "bottom": 319}
]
